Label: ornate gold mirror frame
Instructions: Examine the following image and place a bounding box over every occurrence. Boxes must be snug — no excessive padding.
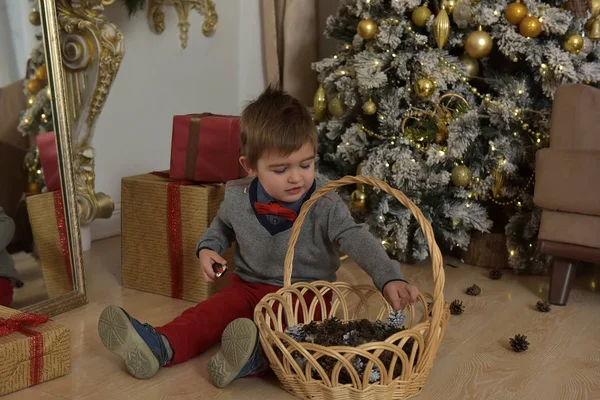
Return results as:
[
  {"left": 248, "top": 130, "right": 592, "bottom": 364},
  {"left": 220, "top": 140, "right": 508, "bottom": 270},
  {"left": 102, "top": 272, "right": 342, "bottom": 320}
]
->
[{"left": 21, "top": 0, "right": 88, "bottom": 317}]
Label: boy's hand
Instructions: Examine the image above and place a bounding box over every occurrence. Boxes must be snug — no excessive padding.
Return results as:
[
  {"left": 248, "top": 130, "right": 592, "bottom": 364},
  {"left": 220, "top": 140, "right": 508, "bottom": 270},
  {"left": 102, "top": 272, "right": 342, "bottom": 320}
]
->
[
  {"left": 199, "top": 249, "right": 227, "bottom": 283},
  {"left": 383, "top": 281, "right": 420, "bottom": 312}
]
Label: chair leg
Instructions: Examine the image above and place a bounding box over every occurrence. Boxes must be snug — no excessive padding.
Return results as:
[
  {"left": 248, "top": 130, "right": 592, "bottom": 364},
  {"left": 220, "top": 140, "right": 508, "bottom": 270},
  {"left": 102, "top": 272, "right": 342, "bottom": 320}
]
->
[{"left": 548, "top": 258, "right": 577, "bottom": 306}]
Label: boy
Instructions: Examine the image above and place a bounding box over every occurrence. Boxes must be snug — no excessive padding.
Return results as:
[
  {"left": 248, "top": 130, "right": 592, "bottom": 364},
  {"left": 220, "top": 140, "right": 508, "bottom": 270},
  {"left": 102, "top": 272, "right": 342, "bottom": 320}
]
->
[{"left": 98, "top": 87, "right": 419, "bottom": 387}]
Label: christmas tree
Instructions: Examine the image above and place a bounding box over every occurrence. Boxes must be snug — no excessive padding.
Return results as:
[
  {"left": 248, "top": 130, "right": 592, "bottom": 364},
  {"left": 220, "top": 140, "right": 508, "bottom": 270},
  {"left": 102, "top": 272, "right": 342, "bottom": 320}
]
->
[
  {"left": 18, "top": 1, "right": 54, "bottom": 195},
  {"left": 313, "top": 0, "right": 600, "bottom": 273}
]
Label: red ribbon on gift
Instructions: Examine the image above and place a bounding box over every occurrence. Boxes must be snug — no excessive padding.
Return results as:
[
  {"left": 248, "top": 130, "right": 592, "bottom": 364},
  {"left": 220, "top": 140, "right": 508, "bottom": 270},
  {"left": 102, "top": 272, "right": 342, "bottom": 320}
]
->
[
  {"left": 53, "top": 191, "right": 74, "bottom": 289},
  {"left": 152, "top": 171, "right": 194, "bottom": 299},
  {"left": 0, "top": 312, "right": 49, "bottom": 386}
]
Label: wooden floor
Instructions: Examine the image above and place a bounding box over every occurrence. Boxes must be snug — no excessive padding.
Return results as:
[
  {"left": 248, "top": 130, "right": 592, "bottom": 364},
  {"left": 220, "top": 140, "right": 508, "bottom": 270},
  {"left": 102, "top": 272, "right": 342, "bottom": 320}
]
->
[{"left": 6, "top": 236, "right": 600, "bottom": 400}]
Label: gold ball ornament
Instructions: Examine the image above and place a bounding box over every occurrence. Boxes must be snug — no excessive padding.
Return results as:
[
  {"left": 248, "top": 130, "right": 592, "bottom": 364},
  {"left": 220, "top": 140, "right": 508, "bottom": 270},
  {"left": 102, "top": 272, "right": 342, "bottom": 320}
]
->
[
  {"left": 27, "top": 182, "right": 41, "bottom": 194},
  {"left": 451, "top": 165, "right": 472, "bottom": 187},
  {"left": 433, "top": 8, "right": 451, "bottom": 49},
  {"left": 313, "top": 84, "right": 327, "bottom": 121},
  {"left": 363, "top": 99, "right": 377, "bottom": 115},
  {"left": 441, "top": 0, "right": 457, "bottom": 14},
  {"left": 27, "top": 96, "right": 36, "bottom": 107},
  {"left": 27, "top": 79, "right": 43, "bottom": 95},
  {"left": 35, "top": 65, "right": 48, "bottom": 81},
  {"left": 411, "top": 5, "right": 432, "bottom": 27},
  {"left": 415, "top": 77, "right": 435, "bottom": 98},
  {"left": 563, "top": 34, "right": 585, "bottom": 54},
  {"left": 29, "top": 10, "right": 41, "bottom": 26},
  {"left": 504, "top": 1, "right": 528, "bottom": 25},
  {"left": 465, "top": 26, "right": 493, "bottom": 59},
  {"left": 357, "top": 19, "right": 378, "bottom": 40},
  {"left": 459, "top": 53, "right": 479, "bottom": 77},
  {"left": 328, "top": 97, "right": 346, "bottom": 118},
  {"left": 519, "top": 16, "right": 543, "bottom": 38},
  {"left": 351, "top": 189, "right": 368, "bottom": 209}
]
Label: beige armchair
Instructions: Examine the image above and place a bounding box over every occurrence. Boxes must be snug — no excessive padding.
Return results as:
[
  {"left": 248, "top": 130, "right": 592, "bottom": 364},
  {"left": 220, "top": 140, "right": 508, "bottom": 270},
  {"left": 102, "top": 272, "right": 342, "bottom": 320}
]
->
[{"left": 534, "top": 84, "right": 600, "bottom": 305}]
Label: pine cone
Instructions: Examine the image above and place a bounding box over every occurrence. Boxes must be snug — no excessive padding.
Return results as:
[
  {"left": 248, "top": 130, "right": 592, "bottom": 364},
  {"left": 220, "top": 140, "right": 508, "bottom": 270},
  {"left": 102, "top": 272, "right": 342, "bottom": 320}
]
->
[
  {"left": 466, "top": 284, "right": 481, "bottom": 296},
  {"left": 509, "top": 334, "right": 529, "bottom": 352},
  {"left": 535, "top": 300, "right": 551, "bottom": 312},
  {"left": 449, "top": 299, "right": 464, "bottom": 315},
  {"left": 489, "top": 268, "right": 503, "bottom": 280}
]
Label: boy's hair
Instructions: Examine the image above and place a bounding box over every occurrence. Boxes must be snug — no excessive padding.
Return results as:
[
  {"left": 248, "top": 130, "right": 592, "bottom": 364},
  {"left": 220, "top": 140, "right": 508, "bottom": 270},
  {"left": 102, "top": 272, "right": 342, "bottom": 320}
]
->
[{"left": 240, "top": 85, "right": 317, "bottom": 167}]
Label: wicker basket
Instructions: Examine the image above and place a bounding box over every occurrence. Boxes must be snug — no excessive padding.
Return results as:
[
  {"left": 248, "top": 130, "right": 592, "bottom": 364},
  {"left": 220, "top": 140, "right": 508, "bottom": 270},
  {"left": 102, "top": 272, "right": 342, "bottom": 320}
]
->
[{"left": 254, "top": 176, "right": 449, "bottom": 400}]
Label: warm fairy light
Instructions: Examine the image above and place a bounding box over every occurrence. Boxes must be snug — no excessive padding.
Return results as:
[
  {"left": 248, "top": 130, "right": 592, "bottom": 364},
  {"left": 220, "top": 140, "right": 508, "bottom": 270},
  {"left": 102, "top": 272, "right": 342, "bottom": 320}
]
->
[
  {"left": 438, "top": 150, "right": 445, "bottom": 156},
  {"left": 491, "top": 145, "right": 496, "bottom": 151},
  {"left": 514, "top": 132, "right": 518, "bottom": 136},
  {"left": 518, "top": 89, "right": 524, "bottom": 94},
  {"left": 517, "top": 201, "right": 522, "bottom": 207},
  {"left": 385, "top": 162, "right": 390, "bottom": 167},
  {"left": 537, "top": 138, "right": 541, "bottom": 143},
  {"left": 466, "top": 202, "right": 471, "bottom": 208},
  {"left": 510, "top": 250, "right": 516, "bottom": 256}
]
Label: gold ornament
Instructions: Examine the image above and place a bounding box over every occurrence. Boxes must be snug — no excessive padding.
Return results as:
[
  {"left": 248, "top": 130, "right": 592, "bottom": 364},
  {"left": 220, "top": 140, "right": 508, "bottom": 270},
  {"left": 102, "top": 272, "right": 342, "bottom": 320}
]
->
[
  {"left": 313, "top": 84, "right": 327, "bottom": 121},
  {"left": 29, "top": 10, "right": 41, "bottom": 26},
  {"left": 465, "top": 26, "right": 493, "bottom": 59},
  {"left": 519, "top": 15, "right": 542, "bottom": 38},
  {"left": 415, "top": 77, "right": 435, "bottom": 98},
  {"left": 46, "top": 87, "right": 52, "bottom": 100},
  {"left": 357, "top": 19, "right": 378, "bottom": 40},
  {"left": 585, "top": 0, "right": 600, "bottom": 39},
  {"left": 27, "top": 79, "right": 42, "bottom": 95},
  {"left": 363, "top": 99, "right": 377, "bottom": 115},
  {"left": 504, "top": 1, "right": 528, "bottom": 25},
  {"left": 351, "top": 189, "right": 368, "bottom": 210},
  {"left": 35, "top": 65, "right": 48, "bottom": 81},
  {"left": 27, "top": 182, "right": 41, "bottom": 194},
  {"left": 433, "top": 8, "right": 451, "bottom": 49},
  {"left": 27, "top": 96, "right": 36, "bottom": 107},
  {"left": 441, "top": 0, "right": 457, "bottom": 14},
  {"left": 451, "top": 165, "right": 472, "bottom": 187},
  {"left": 492, "top": 170, "right": 504, "bottom": 198},
  {"left": 381, "top": 239, "right": 394, "bottom": 252},
  {"left": 41, "top": 114, "right": 48, "bottom": 124},
  {"left": 328, "top": 97, "right": 346, "bottom": 118},
  {"left": 459, "top": 53, "right": 479, "bottom": 77},
  {"left": 563, "top": 34, "right": 585, "bottom": 54},
  {"left": 411, "top": 5, "right": 432, "bottom": 27}
]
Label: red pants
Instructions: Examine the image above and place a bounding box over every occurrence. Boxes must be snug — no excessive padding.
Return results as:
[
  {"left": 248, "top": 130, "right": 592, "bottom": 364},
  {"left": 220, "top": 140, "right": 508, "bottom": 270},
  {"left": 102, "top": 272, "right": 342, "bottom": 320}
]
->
[
  {"left": 0, "top": 278, "right": 14, "bottom": 307},
  {"left": 156, "top": 273, "right": 330, "bottom": 365}
]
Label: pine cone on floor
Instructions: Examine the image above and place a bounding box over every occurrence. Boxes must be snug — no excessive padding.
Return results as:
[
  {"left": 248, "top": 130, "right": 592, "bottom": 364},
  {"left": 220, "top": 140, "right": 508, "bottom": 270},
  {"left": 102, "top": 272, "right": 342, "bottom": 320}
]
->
[
  {"left": 489, "top": 268, "right": 503, "bottom": 280},
  {"left": 509, "top": 334, "right": 529, "bottom": 352},
  {"left": 466, "top": 284, "right": 481, "bottom": 296},
  {"left": 449, "top": 299, "right": 464, "bottom": 315},
  {"left": 535, "top": 301, "right": 551, "bottom": 312}
]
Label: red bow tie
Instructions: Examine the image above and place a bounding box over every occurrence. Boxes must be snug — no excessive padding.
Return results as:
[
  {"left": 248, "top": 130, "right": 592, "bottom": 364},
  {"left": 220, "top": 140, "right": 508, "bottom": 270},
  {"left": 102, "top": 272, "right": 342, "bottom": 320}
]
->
[{"left": 254, "top": 201, "right": 298, "bottom": 222}]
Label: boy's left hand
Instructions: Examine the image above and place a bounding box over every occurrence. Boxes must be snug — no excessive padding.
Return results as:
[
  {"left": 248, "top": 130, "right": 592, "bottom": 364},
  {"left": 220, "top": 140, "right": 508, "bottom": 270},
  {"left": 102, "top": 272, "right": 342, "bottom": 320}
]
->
[{"left": 383, "top": 281, "right": 420, "bottom": 312}]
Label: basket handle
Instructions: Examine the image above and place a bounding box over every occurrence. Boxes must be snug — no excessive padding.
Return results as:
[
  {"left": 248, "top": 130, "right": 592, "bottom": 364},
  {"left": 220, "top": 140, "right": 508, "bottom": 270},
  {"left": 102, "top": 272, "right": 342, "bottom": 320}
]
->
[{"left": 283, "top": 175, "right": 446, "bottom": 327}]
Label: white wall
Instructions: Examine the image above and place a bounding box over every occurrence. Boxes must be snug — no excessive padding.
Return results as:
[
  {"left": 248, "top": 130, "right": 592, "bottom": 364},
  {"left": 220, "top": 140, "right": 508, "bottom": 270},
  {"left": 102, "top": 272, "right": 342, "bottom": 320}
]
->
[{"left": 91, "top": 0, "right": 265, "bottom": 239}]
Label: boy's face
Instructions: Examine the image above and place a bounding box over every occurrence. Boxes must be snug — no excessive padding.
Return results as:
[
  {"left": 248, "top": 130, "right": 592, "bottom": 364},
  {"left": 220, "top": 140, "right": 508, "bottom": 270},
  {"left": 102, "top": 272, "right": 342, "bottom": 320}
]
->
[{"left": 241, "top": 142, "right": 316, "bottom": 203}]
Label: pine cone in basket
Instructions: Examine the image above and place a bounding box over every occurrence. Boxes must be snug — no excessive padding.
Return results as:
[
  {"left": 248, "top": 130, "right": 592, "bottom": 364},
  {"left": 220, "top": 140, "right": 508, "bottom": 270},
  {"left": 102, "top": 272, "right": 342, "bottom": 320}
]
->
[
  {"left": 466, "top": 284, "right": 481, "bottom": 296},
  {"left": 489, "top": 268, "right": 503, "bottom": 280},
  {"left": 509, "top": 334, "right": 530, "bottom": 352},
  {"left": 449, "top": 299, "right": 465, "bottom": 315},
  {"left": 535, "top": 300, "right": 551, "bottom": 312}
]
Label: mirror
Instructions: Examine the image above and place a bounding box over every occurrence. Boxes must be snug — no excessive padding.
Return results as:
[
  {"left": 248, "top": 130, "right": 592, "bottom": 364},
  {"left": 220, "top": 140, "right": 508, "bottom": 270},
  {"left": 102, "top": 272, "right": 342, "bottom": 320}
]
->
[{"left": 0, "top": 0, "right": 85, "bottom": 316}]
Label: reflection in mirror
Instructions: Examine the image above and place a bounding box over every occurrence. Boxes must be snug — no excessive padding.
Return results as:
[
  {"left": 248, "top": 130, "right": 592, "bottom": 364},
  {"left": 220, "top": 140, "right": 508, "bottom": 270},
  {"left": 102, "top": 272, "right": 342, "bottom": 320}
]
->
[{"left": 0, "top": 0, "right": 75, "bottom": 310}]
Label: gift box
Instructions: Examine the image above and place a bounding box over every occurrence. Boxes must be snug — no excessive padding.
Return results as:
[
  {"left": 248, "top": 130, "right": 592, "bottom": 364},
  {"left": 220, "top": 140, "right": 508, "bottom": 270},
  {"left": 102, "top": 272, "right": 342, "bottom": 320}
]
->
[
  {"left": 121, "top": 173, "right": 235, "bottom": 302},
  {"left": 169, "top": 113, "right": 247, "bottom": 183},
  {"left": 36, "top": 132, "right": 60, "bottom": 192},
  {"left": 0, "top": 307, "right": 71, "bottom": 395},
  {"left": 26, "top": 191, "right": 74, "bottom": 299}
]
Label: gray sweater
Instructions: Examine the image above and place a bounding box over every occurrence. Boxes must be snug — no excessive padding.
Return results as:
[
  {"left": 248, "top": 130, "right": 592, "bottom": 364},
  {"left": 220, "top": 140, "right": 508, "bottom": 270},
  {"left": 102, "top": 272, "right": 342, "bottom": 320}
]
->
[
  {"left": 196, "top": 178, "right": 405, "bottom": 291},
  {"left": 0, "top": 207, "right": 22, "bottom": 285}
]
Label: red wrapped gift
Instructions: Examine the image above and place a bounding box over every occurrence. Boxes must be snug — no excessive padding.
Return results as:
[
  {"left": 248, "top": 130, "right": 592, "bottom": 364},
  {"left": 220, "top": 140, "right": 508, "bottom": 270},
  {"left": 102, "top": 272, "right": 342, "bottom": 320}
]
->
[
  {"left": 169, "top": 113, "right": 247, "bottom": 183},
  {"left": 36, "top": 131, "right": 60, "bottom": 192}
]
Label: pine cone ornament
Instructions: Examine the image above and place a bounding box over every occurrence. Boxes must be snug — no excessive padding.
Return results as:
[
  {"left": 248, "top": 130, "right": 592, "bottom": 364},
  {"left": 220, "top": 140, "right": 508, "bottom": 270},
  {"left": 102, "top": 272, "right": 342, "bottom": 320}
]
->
[
  {"left": 509, "top": 334, "right": 529, "bottom": 352},
  {"left": 489, "top": 268, "right": 503, "bottom": 280},
  {"left": 466, "top": 284, "right": 481, "bottom": 296},
  {"left": 535, "top": 300, "right": 551, "bottom": 312},
  {"left": 450, "top": 299, "right": 465, "bottom": 315}
]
